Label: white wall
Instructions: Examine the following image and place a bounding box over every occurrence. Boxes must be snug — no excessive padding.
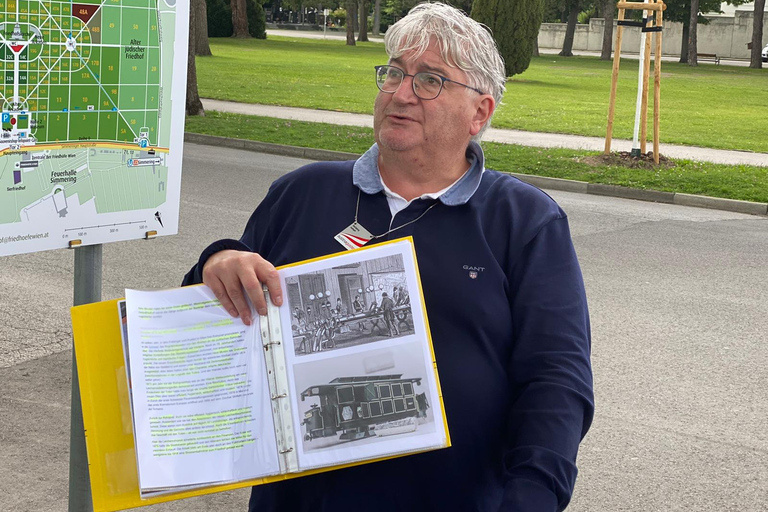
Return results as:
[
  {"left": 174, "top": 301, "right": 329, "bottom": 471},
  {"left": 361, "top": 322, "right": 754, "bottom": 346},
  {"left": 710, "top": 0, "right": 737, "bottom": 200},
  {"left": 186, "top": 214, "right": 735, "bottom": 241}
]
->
[{"left": 539, "top": 11, "right": 768, "bottom": 59}]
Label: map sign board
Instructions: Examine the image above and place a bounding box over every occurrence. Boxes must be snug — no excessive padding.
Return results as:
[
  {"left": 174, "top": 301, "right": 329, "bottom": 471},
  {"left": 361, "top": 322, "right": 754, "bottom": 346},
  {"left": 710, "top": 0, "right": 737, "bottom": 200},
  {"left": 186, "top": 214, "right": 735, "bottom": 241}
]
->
[{"left": 0, "top": 0, "right": 188, "bottom": 256}]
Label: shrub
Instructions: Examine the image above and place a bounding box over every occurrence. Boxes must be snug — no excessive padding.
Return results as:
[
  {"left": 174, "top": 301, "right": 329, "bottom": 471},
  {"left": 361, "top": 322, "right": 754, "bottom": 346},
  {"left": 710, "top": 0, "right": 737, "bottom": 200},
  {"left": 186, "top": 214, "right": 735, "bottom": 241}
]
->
[{"left": 206, "top": 0, "right": 266, "bottom": 38}]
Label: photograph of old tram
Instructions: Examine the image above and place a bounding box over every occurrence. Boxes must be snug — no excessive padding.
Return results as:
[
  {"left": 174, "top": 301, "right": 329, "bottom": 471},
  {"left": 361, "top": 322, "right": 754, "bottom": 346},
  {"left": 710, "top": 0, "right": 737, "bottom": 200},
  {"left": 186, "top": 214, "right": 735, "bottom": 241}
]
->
[
  {"left": 285, "top": 254, "right": 415, "bottom": 357},
  {"left": 300, "top": 374, "right": 431, "bottom": 447}
]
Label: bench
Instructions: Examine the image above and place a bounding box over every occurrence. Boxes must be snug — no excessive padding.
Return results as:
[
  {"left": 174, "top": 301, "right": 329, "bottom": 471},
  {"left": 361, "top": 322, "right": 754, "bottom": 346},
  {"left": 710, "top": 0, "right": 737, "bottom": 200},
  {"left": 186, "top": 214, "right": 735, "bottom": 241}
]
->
[{"left": 697, "top": 53, "right": 720, "bottom": 64}]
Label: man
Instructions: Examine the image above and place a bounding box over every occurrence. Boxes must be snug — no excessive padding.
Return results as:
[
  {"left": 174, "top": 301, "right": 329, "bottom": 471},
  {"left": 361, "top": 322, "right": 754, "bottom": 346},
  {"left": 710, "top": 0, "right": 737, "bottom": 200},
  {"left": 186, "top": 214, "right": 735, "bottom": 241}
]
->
[
  {"left": 182, "top": 3, "right": 593, "bottom": 510},
  {"left": 292, "top": 305, "right": 305, "bottom": 329},
  {"left": 380, "top": 291, "right": 399, "bottom": 336},
  {"left": 392, "top": 285, "right": 402, "bottom": 305},
  {"left": 352, "top": 294, "right": 363, "bottom": 313}
]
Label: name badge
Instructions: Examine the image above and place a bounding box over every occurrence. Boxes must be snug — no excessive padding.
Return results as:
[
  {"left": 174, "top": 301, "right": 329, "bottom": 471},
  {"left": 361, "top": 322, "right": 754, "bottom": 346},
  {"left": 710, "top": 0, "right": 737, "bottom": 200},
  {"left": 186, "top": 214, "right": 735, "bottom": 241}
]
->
[{"left": 335, "top": 221, "right": 373, "bottom": 250}]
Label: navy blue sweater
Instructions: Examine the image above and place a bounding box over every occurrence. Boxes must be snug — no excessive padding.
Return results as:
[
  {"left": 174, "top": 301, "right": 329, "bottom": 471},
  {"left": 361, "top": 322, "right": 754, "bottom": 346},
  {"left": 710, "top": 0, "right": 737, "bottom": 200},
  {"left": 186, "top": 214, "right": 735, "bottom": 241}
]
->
[{"left": 182, "top": 156, "right": 594, "bottom": 512}]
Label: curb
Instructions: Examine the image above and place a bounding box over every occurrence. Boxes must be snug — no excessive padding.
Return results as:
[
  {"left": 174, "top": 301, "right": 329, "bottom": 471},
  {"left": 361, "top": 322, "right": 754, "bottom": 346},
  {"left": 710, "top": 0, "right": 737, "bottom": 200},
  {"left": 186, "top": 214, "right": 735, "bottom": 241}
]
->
[{"left": 184, "top": 133, "right": 768, "bottom": 217}]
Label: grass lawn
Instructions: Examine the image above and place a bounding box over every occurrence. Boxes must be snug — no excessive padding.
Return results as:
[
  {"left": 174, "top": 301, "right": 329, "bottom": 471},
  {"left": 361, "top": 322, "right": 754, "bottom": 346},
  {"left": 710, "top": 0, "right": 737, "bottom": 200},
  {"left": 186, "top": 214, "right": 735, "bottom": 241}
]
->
[
  {"left": 186, "top": 111, "right": 768, "bottom": 204},
  {"left": 196, "top": 36, "right": 768, "bottom": 153}
]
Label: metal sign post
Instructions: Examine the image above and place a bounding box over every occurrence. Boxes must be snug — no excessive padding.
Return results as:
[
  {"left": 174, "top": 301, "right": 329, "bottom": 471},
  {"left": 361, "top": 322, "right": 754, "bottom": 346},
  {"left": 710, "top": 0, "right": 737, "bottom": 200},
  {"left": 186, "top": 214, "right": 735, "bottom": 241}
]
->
[{"left": 69, "top": 244, "right": 103, "bottom": 512}]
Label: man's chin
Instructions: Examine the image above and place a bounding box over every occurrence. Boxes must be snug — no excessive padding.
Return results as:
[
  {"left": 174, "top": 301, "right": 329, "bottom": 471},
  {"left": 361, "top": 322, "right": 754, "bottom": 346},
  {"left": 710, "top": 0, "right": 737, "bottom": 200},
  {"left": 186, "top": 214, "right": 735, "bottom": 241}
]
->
[{"left": 377, "top": 132, "right": 419, "bottom": 153}]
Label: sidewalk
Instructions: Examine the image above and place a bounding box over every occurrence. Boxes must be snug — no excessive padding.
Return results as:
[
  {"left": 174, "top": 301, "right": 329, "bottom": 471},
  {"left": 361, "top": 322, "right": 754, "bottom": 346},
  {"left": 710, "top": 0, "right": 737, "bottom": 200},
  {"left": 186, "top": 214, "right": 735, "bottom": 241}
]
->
[{"left": 201, "top": 98, "right": 768, "bottom": 168}]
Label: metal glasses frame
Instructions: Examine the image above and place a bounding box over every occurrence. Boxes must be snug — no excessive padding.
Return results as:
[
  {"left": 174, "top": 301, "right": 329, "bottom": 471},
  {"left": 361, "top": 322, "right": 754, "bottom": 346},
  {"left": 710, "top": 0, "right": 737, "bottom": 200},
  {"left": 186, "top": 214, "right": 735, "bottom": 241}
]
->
[{"left": 374, "top": 65, "right": 484, "bottom": 100}]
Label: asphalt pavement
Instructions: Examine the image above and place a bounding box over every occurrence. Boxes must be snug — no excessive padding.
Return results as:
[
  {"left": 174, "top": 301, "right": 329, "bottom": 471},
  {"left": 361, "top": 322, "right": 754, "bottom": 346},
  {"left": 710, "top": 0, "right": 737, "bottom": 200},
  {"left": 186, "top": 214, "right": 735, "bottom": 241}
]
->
[{"left": 1, "top": 144, "right": 767, "bottom": 511}]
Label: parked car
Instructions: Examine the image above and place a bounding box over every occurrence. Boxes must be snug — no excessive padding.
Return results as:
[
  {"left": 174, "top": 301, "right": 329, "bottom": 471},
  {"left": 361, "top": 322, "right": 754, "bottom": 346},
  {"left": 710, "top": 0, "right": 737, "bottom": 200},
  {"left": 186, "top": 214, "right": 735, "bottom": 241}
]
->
[{"left": 763, "top": 43, "right": 768, "bottom": 63}]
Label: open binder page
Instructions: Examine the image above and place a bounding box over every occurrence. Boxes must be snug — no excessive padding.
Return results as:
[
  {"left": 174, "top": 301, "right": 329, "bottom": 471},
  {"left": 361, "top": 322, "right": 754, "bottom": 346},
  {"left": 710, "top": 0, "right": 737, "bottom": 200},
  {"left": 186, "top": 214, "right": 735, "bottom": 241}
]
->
[
  {"left": 276, "top": 238, "right": 449, "bottom": 471},
  {"left": 124, "top": 286, "right": 280, "bottom": 492}
]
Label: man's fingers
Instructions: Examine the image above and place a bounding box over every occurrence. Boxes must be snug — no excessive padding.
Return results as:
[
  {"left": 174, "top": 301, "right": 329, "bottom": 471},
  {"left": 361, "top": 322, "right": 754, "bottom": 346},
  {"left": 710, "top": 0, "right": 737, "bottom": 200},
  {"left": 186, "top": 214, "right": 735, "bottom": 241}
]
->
[
  {"left": 205, "top": 274, "right": 241, "bottom": 320},
  {"left": 238, "top": 265, "right": 267, "bottom": 318},
  {"left": 201, "top": 250, "right": 283, "bottom": 324},
  {"left": 219, "top": 272, "right": 255, "bottom": 326},
  {"left": 257, "top": 260, "right": 283, "bottom": 308}
]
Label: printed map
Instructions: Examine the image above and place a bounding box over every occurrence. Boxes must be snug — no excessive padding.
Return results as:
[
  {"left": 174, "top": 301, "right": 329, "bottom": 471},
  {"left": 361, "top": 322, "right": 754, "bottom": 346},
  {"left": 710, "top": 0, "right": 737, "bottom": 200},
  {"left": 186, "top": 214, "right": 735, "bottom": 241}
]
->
[{"left": 0, "top": 0, "right": 186, "bottom": 256}]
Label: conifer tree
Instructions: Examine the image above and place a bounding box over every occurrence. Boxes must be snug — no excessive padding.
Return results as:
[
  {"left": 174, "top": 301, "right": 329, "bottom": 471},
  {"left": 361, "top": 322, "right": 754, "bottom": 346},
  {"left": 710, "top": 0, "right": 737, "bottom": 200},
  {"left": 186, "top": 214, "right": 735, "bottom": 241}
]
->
[{"left": 471, "top": 0, "right": 543, "bottom": 77}]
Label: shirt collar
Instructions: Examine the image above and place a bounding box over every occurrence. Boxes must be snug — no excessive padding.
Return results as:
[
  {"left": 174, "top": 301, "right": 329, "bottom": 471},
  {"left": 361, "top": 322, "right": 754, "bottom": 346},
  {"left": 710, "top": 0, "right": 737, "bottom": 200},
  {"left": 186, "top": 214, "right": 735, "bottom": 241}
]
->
[{"left": 352, "top": 141, "right": 486, "bottom": 206}]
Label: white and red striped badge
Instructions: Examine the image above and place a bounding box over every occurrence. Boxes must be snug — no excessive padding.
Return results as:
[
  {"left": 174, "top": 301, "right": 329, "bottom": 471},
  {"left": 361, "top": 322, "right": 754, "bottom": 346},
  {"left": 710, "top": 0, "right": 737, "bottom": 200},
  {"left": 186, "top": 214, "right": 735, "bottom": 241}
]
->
[{"left": 334, "top": 221, "right": 373, "bottom": 250}]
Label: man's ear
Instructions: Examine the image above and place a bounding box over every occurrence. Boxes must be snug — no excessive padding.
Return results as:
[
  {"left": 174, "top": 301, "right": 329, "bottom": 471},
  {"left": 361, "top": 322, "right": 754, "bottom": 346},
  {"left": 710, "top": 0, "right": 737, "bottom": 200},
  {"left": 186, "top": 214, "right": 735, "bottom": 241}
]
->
[{"left": 469, "top": 95, "right": 495, "bottom": 137}]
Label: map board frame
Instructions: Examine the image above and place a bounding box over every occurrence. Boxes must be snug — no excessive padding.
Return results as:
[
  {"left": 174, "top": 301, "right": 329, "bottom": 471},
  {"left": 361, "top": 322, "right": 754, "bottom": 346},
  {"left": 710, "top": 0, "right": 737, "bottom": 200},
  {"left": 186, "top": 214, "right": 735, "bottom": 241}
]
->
[{"left": 0, "top": 0, "right": 189, "bottom": 257}]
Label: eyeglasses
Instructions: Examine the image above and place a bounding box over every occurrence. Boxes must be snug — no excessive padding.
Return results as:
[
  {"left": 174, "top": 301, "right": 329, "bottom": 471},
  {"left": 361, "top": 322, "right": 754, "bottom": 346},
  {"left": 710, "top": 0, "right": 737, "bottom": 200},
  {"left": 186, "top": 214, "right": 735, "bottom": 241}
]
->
[{"left": 375, "top": 65, "right": 484, "bottom": 100}]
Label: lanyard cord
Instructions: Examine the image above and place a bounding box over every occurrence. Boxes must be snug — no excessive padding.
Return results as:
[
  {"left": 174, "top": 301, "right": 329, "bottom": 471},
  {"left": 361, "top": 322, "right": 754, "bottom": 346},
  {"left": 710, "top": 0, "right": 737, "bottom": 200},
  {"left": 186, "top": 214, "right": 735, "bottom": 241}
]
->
[{"left": 354, "top": 189, "right": 439, "bottom": 241}]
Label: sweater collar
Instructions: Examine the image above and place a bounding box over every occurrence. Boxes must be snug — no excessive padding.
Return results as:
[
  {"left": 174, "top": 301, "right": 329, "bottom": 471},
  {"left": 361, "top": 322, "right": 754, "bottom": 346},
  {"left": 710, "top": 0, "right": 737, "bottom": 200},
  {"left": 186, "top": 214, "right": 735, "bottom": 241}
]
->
[{"left": 352, "top": 142, "right": 485, "bottom": 206}]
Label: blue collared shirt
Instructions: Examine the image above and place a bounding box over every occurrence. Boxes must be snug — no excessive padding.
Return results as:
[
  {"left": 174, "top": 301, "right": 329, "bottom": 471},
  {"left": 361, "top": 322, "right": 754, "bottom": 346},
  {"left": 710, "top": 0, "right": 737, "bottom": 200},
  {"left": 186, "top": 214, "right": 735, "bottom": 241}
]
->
[{"left": 352, "top": 141, "right": 487, "bottom": 208}]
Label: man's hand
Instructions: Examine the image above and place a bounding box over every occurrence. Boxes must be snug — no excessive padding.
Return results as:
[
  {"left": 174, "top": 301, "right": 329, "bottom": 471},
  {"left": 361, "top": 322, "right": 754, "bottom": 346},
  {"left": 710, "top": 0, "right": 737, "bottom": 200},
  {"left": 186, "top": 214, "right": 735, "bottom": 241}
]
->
[{"left": 202, "top": 250, "right": 283, "bottom": 326}]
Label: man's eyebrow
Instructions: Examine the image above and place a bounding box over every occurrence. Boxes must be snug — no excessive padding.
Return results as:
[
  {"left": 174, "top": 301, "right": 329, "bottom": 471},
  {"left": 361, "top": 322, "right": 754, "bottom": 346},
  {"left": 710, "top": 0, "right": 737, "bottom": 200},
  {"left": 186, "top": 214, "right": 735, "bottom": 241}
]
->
[{"left": 389, "top": 58, "right": 450, "bottom": 76}]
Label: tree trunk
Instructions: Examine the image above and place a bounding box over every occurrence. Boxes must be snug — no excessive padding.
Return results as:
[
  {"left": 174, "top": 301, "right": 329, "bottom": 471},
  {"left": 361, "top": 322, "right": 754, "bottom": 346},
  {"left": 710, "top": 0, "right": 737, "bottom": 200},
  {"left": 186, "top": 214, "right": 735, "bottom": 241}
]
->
[
  {"left": 679, "top": 24, "right": 688, "bottom": 63},
  {"left": 372, "top": 0, "right": 381, "bottom": 36},
  {"left": 533, "top": 36, "right": 540, "bottom": 57},
  {"left": 559, "top": 1, "right": 579, "bottom": 56},
  {"left": 749, "top": 0, "right": 765, "bottom": 68},
  {"left": 231, "top": 0, "right": 250, "bottom": 38},
  {"left": 358, "top": 0, "right": 368, "bottom": 41},
  {"left": 186, "top": 0, "right": 204, "bottom": 116},
  {"left": 345, "top": 0, "right": 356, "bottom": 45},
  {"left": 687, "top": 0, "right": 699, "bottom": 66},
  {"left": 195, "top": 0, "right": 212, "bottom": 56},
  {"left": 600, "top": 0, "right": 614, "bottom": 60}
]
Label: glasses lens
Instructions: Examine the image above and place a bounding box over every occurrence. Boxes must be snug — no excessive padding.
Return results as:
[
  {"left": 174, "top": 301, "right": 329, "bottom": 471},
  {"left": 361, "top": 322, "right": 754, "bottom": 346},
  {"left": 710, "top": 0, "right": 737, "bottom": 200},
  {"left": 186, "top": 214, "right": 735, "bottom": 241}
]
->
[
  {"left": 376, "top": 66, "right": 403, "bottom": 92},
  {"left": 413, "top": 73, "right": 442, "bottom": 100}
]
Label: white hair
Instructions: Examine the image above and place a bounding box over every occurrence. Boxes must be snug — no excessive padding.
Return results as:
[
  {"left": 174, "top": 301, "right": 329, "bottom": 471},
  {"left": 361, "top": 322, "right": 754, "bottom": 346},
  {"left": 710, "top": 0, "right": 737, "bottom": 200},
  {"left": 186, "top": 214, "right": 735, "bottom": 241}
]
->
[{"left": 384, "top": 2, "right": 506, "bottom": 138}]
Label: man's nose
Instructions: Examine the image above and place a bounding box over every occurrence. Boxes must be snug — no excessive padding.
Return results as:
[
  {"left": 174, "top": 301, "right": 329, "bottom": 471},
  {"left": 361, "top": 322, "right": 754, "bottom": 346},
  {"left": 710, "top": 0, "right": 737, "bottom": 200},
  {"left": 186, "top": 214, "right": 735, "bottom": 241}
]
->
[{"left": 392, "top": 75, "right": 419, "bottom": 103}]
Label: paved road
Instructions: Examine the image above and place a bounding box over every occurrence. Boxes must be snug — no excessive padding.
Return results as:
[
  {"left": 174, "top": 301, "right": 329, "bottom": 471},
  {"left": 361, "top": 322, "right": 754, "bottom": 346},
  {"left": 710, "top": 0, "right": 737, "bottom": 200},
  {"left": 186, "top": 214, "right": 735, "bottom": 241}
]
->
[{"left": 1, "top": 144, "right": 766, "bottom": 511}]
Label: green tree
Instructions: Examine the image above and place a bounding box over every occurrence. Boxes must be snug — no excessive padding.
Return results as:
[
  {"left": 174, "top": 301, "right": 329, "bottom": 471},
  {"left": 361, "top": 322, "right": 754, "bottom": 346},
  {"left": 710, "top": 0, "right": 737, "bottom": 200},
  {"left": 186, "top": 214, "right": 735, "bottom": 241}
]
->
[
  {"left": 187, "top": 0, "right": 204, "bottom": 115},
  {"left": 246, "top": 0, "right": 267, "bottom": 38},
  {"left": 345, "top": 0, "right": 356, "bottom": 45},
  {"left": 207, "top": 0, "right": 233, "bottom": 36},
  {"left": 195, "top": 0, "right": 212, "bottom": 55},
  {"left": 558, "top": 0, "right": 581, "bottom": 56},
  {"left": 231, "top": 0, "right": 250, "bottom": 37},
  {"left": 206, "top": 0, "right": 266, "bottom": 38},
  {"left": 599, "top": 0, "right": 614, "bottom": 60},
  {"left": 358, "top": 0, "right": 369, "bottom": 41},
  {"left": 471, "top": 0, "right": 543, "bottom": 77},
  {"left": 749, "top": 0, "right": 765, "bottom": 68}
]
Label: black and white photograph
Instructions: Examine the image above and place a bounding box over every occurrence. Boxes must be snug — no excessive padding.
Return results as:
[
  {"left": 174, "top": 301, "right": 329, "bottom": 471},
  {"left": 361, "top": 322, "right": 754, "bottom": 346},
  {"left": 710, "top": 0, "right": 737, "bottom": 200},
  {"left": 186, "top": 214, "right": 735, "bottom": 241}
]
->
[
  {"left": 291, "top": 342, "right": 438, "bottom": 457},
  {"left": 285, "top": 253, "right": 415, "bottom": 357}
]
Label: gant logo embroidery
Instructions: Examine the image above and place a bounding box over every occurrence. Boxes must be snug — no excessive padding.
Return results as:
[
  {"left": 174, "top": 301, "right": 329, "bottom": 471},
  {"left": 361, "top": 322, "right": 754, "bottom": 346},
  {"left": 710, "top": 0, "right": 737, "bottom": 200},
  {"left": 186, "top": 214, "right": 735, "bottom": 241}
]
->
[{"left": 463, "top": 265, "right": 484, "bottom": 279}]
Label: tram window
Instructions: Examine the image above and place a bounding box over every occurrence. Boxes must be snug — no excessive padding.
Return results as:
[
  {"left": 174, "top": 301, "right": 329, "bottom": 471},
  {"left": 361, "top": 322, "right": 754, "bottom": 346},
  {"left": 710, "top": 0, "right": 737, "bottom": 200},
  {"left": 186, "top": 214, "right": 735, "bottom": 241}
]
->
[
  {"left": 354, "top": 386, "right": 367, "bottom": 401},
  {"left": 381, "top": 399, "right": 394, "bottom": 415},
  {"left": 361, "top": 402, "right": 370, "bottom": 418},
  {"left": 405, "top": 397, "right": 416, "bottom": 410},
  {"left": 370, "top": 401, "right": 382, "bottom": 416},
  {"left": 394, "top": 398, "right": 406, "bottom": 412},
  {"left": 378, "top": 384, "right": 391, "bottom": 399},
  {"left": 392, "top": 383, "right": 403, "bottom": 397},
  {"left": 403, "top": 382, "right": 413, "bottom": 395},
  {"left": 337, "top": 386, "right": 354, "bottom": 404},
  {"left": 364, "top": 383, "right": 378, "bottom": 401}
]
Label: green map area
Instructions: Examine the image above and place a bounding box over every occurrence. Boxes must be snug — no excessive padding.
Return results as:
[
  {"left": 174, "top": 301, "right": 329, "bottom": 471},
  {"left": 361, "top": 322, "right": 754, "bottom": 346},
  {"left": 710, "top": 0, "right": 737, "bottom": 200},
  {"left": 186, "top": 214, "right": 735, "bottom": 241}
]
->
[
  {"left": 0, "top": 0, "right": 180, "bottom": 255},
  {"left": 0, "top": 0, "right": 161, "bottom": 145}
]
